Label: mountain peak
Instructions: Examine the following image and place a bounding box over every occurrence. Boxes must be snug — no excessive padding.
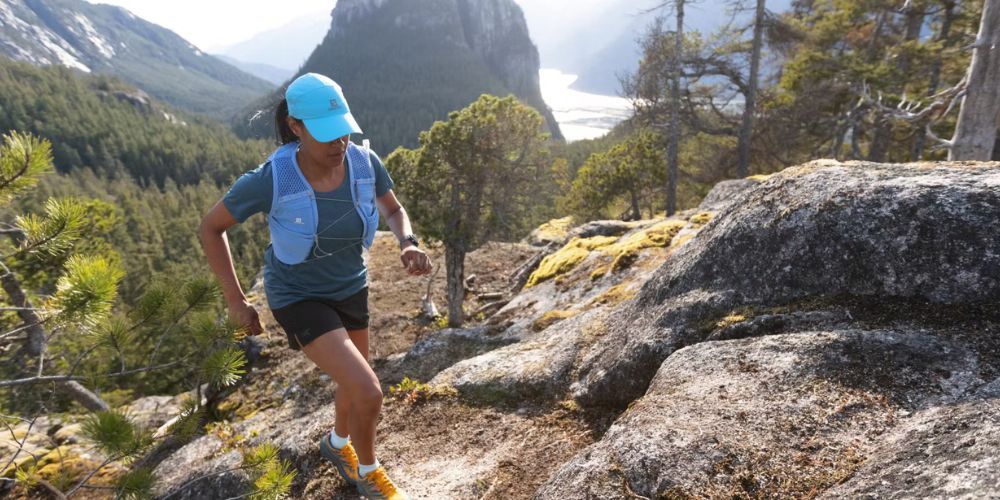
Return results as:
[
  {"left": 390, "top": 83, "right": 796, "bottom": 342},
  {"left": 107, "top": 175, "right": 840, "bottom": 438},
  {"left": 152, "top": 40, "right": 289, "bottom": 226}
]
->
[
  {"left": 332, "top": 0, "right": 390, "bottom": 26},
  {"left": 247, "top": 0, "right": 561, "bottom": 150}
]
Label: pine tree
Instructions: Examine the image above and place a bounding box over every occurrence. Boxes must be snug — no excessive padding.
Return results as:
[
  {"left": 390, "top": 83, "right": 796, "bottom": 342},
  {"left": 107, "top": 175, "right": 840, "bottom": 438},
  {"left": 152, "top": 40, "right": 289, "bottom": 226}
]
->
[
  {"left": 569, "top": 130, "right": 668, "bottom": 220},
  {"left": 0, "top": 132, "right": 292, "bottom": 498},
  {"left": 387, "top": 95, "right": 551, "bottom": 327}
]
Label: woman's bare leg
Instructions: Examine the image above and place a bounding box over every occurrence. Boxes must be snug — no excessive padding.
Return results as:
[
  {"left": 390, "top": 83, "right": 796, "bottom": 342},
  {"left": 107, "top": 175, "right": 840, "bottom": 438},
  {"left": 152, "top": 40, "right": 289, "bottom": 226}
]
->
[
  {"left": 301, "top": 328, "right": 381, "bottom": 464},
  {"left": 333, "top": 328, "right": 370, "bottom": 440}
]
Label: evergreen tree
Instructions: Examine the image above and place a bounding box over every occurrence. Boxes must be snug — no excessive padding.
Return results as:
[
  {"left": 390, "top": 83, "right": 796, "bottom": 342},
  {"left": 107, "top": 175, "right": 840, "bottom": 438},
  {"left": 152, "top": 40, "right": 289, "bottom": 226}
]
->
[
  {"left": 0, "top": 132, "right": 292, "bottom": 498},
  {"left": 769, "top": 0, "right": 980, "bottom": 162},
  {"left": 569, "top": 129, "right": 668, "bottom": 220},
  {"left": 387, "top": 95, "right": 551, "bottom": 327}
]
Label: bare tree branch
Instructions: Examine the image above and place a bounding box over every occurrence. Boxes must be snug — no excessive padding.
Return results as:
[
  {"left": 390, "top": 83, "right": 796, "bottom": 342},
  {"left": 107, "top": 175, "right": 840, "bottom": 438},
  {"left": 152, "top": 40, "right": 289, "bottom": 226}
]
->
[{"left": 859, "top": 78, "right": 968, "bottom": 124}]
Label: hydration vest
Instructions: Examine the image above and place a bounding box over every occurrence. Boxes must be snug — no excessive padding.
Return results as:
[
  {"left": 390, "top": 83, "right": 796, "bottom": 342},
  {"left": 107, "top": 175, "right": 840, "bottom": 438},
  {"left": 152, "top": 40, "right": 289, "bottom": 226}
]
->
[{"left": 267, "top": 140, "right": 379, "bottom": 265}]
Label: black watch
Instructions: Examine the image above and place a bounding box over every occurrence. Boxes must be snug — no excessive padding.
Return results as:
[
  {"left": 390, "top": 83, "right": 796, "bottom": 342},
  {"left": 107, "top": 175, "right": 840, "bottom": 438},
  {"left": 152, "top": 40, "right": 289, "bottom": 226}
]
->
[{"left": 400, "top": 234, "right": 420, "bottom": 249}]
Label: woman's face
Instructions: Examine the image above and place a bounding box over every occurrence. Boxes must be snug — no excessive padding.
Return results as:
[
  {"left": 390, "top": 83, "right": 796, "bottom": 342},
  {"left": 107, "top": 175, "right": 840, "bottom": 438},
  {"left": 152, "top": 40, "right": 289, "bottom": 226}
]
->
[{"left": 288, "top": 117, "right": 349, "bottom": 168}]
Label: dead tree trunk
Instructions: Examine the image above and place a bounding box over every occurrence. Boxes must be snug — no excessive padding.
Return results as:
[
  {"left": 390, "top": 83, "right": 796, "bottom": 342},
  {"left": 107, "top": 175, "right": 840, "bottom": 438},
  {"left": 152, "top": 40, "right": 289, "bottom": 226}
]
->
[
  {"left": 666, "top": 0, "right": 684, "bottom": 216},
  {"left": 950, "top": 0, "right": 1000, "bottom": 160},
  {"left": 737, "top": 0, "right": 766, "bottom": 178},
  {"left": 421, "top": 265, "right": 441, "bottom": 319},
  {"left": 913, "top": 0, "right": 956, "bottom": 159}
]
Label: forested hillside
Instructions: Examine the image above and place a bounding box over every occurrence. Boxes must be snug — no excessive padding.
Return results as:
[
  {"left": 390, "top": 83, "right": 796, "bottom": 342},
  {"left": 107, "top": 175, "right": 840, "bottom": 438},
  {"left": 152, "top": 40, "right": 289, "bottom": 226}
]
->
[
  {"left": 0, "top": 59, "right": 268, "bottom": 187},
  {"left": 0, "top": 0, "right": 274, "bottom": 120},
  {"left": 0, "top": 58, "right": 270, "bottom": 301}
]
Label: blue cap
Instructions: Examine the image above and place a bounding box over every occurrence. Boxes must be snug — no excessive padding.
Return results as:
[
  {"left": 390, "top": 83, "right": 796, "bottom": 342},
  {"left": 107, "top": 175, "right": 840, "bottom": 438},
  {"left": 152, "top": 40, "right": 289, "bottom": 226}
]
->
[{"left": 285, "top": 73, "right": 363, "bottom": 142}]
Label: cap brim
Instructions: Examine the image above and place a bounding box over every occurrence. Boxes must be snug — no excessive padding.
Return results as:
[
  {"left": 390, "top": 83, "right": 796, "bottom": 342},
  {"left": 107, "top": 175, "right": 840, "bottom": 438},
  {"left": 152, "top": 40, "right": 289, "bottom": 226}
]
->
[{"left": 302, "top": 112, "right": 363, "bottom": 142}]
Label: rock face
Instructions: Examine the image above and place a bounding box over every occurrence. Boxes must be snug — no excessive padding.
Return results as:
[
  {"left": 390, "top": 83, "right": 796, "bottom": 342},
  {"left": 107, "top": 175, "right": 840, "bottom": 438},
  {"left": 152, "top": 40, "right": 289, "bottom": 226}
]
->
[
  {"left": 375, "top": 326, "right": 517, "bottom": 384},
  {"left": 240, "top": 0, "right": 562, "bottom": 150},
  {"left": 824, "top": 396, "right": 1000, "bottom": 498},
  {"left": 454, "top": 0, "right": 543, "bottom": 109},
  {"left": 573, "top": 160, "right": 1000, "bottom": 410},
  {"left": 0, "top": 0, "right": 272, "bottom": 119},
  {"left": 538, "top": 329, "right": 995, "bottom": 498},
  {"left": 536, "top": 161, "right": 1000, "bottom": 498},
  {"left": 144, "top": 161, "right": 1000, "bottom": 499},
  {"left": 695, "top": 177, "right": 761, "bottom": 210}
]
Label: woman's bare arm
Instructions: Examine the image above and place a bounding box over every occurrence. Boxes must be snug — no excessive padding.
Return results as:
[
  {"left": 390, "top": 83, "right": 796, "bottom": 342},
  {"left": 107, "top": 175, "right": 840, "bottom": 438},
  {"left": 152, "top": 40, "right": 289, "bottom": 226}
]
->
[
  {"left": 376, "top": 190, "right": 432, "bottom": 276},
  {"left": 376, "top": 189, "right": 413, "bottom": 244},
  {"left": 199, "top": 200, "right": 262, "bottom": 335}
]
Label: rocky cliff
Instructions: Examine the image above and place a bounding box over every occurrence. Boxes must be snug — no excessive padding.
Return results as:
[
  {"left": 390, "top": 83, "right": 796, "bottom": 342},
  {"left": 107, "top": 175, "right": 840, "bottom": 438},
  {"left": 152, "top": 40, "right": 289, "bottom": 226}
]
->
[
  {"left": 0, "top": 0, "right": 273, "bottom": 119},
  {"left": 238, "top": 0, "right": 562, "bottom": 151},
  {"left": 6, "top": 160, "right": 998, "bottom": 498}
]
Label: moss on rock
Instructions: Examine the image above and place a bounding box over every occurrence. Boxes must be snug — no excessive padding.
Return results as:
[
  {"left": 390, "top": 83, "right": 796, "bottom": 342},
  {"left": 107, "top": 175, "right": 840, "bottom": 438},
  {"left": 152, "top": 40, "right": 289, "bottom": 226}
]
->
[
  {"left": 526, "top": 236, "right": 618, "bottom": 287},
  {"left": 530, "top": 216, "right": 576, "bottom": 245},
  {"left": 588, "top": 285, "right": 638, "bottom": 308},
  {"left": 590, "top": 265, "right": 610, "bottom": 281},
  {"left": 35, "top": 451, "right": 120, "bottom": 487},
  {"left": 532, "top": 310, "right": 577, "bottom": 332},
  {"left": 386, "top": 377, "right": 459, "bottom": 405},
  {"left": 688, "top": 211, "right": 714, "bottom": 227},
  {"left": 602, "top": 220, "right": 687, "bottom": 273}
]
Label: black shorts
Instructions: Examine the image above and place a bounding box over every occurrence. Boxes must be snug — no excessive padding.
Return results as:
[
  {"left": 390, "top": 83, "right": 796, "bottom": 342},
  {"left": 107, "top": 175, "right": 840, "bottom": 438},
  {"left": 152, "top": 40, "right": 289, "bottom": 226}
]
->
[{"left": 270, "top": 287, "right": 369, "bottom": 350}]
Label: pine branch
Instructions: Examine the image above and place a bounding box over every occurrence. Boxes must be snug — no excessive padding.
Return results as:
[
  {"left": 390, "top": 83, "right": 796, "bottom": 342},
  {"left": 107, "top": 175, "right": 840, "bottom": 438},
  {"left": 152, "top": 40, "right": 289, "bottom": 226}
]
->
[
  {"left": 146, "top": 280, "right": 216, "bottom": 366},
  {"left": 0, "top": 137, "right": 33, "bottom": 193},
  {"left": 0, "top": 358, "right": 190, "bottom": 388},
  {"left": 0, "top": 216, "right": 70, "bottom": 262}
]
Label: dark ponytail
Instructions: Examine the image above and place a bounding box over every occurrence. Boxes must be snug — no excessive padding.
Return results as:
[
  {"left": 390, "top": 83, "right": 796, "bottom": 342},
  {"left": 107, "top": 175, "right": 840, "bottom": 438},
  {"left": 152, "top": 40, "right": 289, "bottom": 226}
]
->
[{"left": 275, "top": 98, "right": 301, "bottom": 145}]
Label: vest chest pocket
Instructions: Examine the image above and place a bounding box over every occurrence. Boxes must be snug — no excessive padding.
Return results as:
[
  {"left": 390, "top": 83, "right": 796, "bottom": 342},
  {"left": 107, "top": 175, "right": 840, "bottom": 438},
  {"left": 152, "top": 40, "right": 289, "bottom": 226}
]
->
[
  {"left": 272, "top": 193, "right": 315, "bottom": 234},
  {"left": 269, "top": 193, "right": 316, "bottom": 265}
]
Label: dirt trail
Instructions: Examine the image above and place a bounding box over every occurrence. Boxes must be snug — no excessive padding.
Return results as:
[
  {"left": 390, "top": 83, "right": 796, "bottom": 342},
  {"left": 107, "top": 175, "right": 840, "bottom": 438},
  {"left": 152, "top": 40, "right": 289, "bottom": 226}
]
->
[{"left": 219, "top": 233, "right": 591, "bottom": 499}]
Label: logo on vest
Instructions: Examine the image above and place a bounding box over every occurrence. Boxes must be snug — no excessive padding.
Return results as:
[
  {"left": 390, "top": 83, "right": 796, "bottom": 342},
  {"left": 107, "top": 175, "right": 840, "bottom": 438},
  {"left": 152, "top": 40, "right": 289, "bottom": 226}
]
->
[
  {"left": 294, "top": 217, "right": 304, "bottom": 225},
  {"left": 329, "top": 99, "right": 340, "bottom": 110}
]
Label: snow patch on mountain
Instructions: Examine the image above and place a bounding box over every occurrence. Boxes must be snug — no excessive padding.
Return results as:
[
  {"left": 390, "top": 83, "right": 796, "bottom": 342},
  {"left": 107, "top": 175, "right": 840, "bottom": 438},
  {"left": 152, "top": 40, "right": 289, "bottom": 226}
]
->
[
  {"left": 74, "top": 14, "right": 115, "bottom": 58},
  {"left": 33, "top": 25, "right": 90, "bottom": 72}
]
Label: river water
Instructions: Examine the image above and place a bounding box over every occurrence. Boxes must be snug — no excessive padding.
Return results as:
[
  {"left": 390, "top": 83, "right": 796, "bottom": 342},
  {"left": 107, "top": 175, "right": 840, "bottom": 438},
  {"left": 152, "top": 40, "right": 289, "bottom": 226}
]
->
[{"left": 539, "top": 68, "right": 633, "bottom": 143}]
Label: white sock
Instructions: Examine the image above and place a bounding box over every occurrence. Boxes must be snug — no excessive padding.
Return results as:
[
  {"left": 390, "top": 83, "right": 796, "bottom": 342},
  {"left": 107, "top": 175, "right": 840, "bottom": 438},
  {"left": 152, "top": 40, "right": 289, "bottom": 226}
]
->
[
  {"left": 329, "top": 431, "right": 349, "bottom": 449},
  {"left": 358, "top": 458, "right": 380, "bottom": 478}
]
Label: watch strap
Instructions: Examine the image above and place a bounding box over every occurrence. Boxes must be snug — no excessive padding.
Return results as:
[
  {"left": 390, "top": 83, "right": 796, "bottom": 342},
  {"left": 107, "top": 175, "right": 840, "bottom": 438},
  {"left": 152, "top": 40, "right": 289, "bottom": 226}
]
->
[{"left": 401, "top": 234, "right": 419, "bottom": 248}]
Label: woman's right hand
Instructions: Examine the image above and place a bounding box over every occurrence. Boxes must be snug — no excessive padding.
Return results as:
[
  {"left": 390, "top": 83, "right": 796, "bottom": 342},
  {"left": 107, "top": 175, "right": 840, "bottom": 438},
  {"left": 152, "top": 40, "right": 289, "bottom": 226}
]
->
[{"left": 228, "top": 299, "right": 263, "bottom": 336}]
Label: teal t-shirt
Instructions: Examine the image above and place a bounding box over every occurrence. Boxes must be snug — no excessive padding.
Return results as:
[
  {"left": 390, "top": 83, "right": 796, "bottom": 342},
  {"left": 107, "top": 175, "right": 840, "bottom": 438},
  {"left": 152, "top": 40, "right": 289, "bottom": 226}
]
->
[{"left": 223, "top": 147, "right": 394, "bottom": 310}]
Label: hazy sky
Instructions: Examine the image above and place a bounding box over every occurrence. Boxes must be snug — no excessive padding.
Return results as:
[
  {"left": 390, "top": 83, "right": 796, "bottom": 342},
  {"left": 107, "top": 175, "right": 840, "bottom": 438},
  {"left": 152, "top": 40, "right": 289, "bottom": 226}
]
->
[
  {"left": 87, "top": 0, "right": 603, "bottom": 52},
  {"left": 86, "top": 0, "right": 335, "bottom": 51}
]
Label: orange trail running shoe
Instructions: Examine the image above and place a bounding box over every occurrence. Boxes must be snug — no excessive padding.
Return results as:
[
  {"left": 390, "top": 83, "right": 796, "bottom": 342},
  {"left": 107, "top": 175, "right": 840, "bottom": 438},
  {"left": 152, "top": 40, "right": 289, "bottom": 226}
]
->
[
  {"left": 356, "top": 466, "right": 409, "bottom": 499},
  {"left": 318, "top": 432, "right": 360, "bottom": 485}
]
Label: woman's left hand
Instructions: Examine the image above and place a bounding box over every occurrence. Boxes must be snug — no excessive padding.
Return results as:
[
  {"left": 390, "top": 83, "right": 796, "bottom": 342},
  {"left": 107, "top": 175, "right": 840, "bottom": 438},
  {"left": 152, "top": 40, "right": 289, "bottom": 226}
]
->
[{"left": 400, "top": 246, "right": 432, "bottom": 276}]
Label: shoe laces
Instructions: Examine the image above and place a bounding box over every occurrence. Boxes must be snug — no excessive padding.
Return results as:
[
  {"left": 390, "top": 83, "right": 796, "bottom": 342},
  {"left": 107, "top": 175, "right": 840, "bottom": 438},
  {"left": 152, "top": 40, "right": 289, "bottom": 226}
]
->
[
  {"left": 339, "top": 443, "right": 360, "bottom": 472},
  {"left": 365, "top": 467, "right": 398, "bottom": 495}
]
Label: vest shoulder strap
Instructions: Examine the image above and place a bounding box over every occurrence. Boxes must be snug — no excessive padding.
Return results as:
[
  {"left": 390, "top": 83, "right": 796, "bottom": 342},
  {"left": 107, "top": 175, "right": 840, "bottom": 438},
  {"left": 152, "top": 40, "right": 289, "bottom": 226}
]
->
[
  {"left": 271, "top": 143, "right": 311, "bottom": 196},
  {"left": 348, "top": 142, "right": 375, "bottom": 181}
]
